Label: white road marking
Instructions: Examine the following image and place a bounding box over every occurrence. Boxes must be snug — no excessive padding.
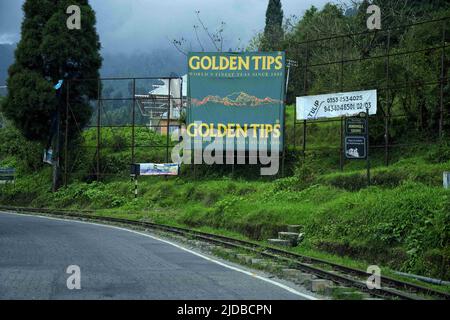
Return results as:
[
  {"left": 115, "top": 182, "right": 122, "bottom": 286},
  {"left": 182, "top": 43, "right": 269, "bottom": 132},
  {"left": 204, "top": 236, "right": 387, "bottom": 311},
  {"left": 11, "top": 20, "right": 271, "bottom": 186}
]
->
[{"left": 0, "top": 211, "right": 319, "bottom": 300}]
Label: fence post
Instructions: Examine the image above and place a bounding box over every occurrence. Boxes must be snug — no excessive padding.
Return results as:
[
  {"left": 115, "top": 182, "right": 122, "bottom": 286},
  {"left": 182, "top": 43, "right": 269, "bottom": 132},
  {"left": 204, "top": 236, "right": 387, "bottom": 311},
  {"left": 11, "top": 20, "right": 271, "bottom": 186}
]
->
[
  {"left": 166, "top": 78, "right": 171, "bottom": 163},
  {"left": 340, "top": 36, "right": 345, "bottom": 171},
  {"left": 64, "top": 81, "right": 69, "bottom": 187},
  {"left": 96, "top": 79, "right": 101, "bottom": 181},
  {"left": 132, "top": 79, "right": 136, "bottom": 166},
  {"left": 385, "top": 30, "right": 391, "bottom": 167},
  {"left": 439, "top": 21, "right": 446, "bottom": 139},
  {"left": 340, "top": 116, "right": 344, "bottom": 171},
  {"left": 302, "top": 41, "right": 309, "bottom": 159}
]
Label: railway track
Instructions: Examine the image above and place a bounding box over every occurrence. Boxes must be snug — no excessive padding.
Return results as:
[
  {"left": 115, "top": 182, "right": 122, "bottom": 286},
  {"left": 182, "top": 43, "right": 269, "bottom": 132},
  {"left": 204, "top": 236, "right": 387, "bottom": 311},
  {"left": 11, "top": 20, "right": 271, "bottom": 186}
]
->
[{"left": 1, "top": 205, "right": 448, "bottom": 300}]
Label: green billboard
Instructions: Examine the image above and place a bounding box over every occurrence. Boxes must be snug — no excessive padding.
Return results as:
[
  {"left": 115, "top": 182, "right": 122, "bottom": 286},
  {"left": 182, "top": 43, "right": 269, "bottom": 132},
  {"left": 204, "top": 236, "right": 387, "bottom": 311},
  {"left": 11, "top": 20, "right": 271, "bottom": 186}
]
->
[{"left": 187, "top": 52, "right": 286, "bottom": 151}]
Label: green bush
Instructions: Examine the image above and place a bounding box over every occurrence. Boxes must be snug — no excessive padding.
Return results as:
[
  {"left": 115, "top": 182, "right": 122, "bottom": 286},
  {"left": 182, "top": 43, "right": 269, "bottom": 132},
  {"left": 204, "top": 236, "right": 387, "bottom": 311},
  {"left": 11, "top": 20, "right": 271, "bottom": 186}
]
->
[
  {"left": 371, "top": 169, "right": 408, "bottom": 188},
  {"left": 0, "top": 126, "right": 43, "bottom": 172},
  {"left": 426, "top": 141, "right": 450, "bottom": 163},
  {"left": 321, "top": 172, "right": 368, "bottom": 191}
]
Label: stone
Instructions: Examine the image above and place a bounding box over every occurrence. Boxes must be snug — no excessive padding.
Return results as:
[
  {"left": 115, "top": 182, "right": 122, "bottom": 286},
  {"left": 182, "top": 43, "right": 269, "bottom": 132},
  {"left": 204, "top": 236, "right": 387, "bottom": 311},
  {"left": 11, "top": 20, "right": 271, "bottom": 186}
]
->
[
  {"left": 251, "top": 258, "right": 264, "bottom": 265},
  {"left": 310, "top": 279, "right": 334, "bottom": 293},
  {"left": 282, "top": 269, "right": 315, "bottom": 285},
  {"left": 282, "top": 268, "right": 303, "bottom": 278},
  {"left": 236, "top": 254, "right": 253, "bottom": 264}
]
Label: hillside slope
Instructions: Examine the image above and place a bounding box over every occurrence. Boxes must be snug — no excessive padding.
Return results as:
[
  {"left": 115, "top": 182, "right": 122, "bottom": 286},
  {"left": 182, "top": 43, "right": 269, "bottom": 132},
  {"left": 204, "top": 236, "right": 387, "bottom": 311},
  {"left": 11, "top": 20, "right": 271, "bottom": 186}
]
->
[{"left": 0, "top": 119, "right": 448, "bottom": 282}]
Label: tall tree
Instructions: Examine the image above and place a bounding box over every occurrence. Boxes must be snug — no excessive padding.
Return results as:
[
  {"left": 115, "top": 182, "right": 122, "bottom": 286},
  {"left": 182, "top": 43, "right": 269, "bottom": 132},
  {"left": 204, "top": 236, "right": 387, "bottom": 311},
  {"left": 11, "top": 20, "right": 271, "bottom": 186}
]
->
[
  {"left": 262, "top": 0, "right": 284, "bottom": 51},
  {"left": 3, "top": 0, "right": 102, "bottom": 190}
]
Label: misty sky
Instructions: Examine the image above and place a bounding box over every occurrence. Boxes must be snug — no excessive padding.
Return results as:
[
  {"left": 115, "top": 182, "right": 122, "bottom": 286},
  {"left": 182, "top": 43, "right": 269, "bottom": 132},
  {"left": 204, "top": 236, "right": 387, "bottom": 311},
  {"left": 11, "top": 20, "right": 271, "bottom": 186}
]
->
[{"left": 0, "top": 0, "right": 333, "bottom": 54}]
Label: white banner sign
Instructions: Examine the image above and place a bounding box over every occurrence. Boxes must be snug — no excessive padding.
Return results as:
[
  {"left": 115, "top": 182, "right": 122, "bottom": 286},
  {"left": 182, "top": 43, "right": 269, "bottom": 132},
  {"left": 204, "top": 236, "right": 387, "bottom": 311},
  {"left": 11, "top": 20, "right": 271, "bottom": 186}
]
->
[
  {"left": 296, "top": 90, "right": 377, "bottom": 120},
  {"left": 139, "top": 163, "right": 179, "bottom": 176}
]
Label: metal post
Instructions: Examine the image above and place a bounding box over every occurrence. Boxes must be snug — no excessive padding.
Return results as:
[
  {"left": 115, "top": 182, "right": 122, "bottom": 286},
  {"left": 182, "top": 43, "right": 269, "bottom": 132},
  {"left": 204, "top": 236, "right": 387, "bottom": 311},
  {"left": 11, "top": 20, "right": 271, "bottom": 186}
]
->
[
  {"left": 340, "top": 37, "right": 345, "bottom": 172},
  {"left": 52, "top": 92, "right": 61, "bottom": 192},
  {"left": 64, "top": 81, "right": 69, "bottom": 187},
  {"left": 281, "top": 61, "right": 290, "bottom": 178},
  {"left": 134, "top": 175, "right": 138, "bottom": 199},
  {"left": 166, "top": 78, "right": 171, "bottom": 163},
  {"left": 340, "top": 116, "right": 344, "bottom": 171},
  {"left": 180, "top": 77, "right": 184, "bottom": 177},
  {"left": 340, "top": 37, "right": 345, "bottom": 92},
  {"left": 132, "top": 79, "right": 136, "bottom": 165},
  {"left": 439, "top": 21, "right": 446, "bottom": 139},
  {"left": 385, "top": 31, "right": 391, "bottom": 167},
  {"left": 366, "top": 108, "right": 371, "bottom": 187},
  {"left": 302, "top": 42, "right": 309, "bottom": 159},
  {"left": 303, "top": 121, "right": 307, "bottom": 158},
  {"left": 293, "top": 62, "right": 297, "bottom": 151},
  {"left": 281, "top": 108, "right": 286, "bottom": 178},
  {"left": 96, "top": 79, "right": 101, "bottom": 181}
]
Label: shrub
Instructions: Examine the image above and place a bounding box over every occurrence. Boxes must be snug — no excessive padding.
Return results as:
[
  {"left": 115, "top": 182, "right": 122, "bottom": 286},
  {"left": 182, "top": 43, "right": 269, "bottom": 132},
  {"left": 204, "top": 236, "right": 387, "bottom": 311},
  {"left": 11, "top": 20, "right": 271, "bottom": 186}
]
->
[
  {"left": 426, "top": 141, "right": 450, "bottom": 163},
  {"left": 371, "top": 169, "right": 408, "bottom": 188},
  {"left": 321, "top": 172, "right": 367, "bottom": 191}
]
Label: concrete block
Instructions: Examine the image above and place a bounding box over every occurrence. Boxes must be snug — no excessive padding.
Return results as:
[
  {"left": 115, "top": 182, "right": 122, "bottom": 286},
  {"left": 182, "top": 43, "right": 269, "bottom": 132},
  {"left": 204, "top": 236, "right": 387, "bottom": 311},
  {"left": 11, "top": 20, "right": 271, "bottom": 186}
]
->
[
  {"left": 251, "top": 258, "right": 264, "bottom": 265},
  {"left": 236, "top": 254, "right": 253, "bottom": 264},
  {"left": 310, "top": 279, "right": 334, "bottom": 293},
  {"left": 297, "top": 273, "right": 315, "bottom": 286},
  {"left": 281, "top": 269, "right": 315, "bottom": 285},
  {"left": 282, "top": 268, "right": 303, "bottom": 278},
  {"left": 278, "top": 232, "right": 300, "bottom": 243},
  {"left": 287, "top": 225, "right": 302, "bottom": 233},
  {"left": 268, "top": 239, "right": 292, "bottom": 247}
]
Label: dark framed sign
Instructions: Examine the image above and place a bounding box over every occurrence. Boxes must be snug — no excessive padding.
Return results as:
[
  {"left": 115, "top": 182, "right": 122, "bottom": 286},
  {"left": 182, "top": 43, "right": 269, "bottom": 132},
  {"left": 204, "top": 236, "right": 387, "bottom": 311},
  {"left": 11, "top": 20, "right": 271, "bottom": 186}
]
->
[
  {"left": 344, "top": 136, "right": 367, "bottom": 160},
  {"left": 345, "top": 117, "right": 367, "bottom": 136}
]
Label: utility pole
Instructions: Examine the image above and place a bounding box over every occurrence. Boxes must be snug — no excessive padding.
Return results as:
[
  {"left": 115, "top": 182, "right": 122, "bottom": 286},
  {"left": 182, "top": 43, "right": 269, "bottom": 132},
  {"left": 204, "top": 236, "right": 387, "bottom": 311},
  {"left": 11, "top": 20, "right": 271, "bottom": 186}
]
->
[{"left": 52, "top": 80, "right": 64, "bottom": 192}]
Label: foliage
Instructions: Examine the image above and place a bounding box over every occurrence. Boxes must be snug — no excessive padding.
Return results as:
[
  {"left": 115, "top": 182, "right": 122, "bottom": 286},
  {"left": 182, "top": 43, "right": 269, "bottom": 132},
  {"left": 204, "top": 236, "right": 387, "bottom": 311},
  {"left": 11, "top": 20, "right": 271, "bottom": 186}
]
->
[
  {"left": 3, "top": 0, "right": 102, "bottom": 144},
  {"left": 261, "top": 0, "right": 284, "bottom": 51},
  {"left": 279, "top": 2, "right": 450, "bottom": 141},
  {"left": 0, "top": 125, "right": 43, "bottom": 172}
]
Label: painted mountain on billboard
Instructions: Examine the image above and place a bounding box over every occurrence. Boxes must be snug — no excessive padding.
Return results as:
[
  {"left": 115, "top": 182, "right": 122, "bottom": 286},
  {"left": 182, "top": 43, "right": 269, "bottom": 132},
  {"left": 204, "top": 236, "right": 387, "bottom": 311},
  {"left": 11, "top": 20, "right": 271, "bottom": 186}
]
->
[{"left": 191, "top": 92, "right": 282, "bottom": 107}]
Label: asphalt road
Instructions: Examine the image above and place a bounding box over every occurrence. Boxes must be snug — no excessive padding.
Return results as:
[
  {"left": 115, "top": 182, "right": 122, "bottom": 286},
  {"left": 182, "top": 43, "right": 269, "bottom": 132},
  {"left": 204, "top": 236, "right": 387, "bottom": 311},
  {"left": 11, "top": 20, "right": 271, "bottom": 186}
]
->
[{"left": 0, "top": 212, "right": 313, "bottom": 300}]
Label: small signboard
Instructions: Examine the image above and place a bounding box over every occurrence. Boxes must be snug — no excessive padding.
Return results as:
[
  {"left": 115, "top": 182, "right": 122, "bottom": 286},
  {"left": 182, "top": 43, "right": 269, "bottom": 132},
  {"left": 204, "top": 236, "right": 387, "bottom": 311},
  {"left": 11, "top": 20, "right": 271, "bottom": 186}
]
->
[
  {"left": 344, "top": 136, "right": 367, "bottom": 159},
  {"left": 43, "top": 148, "right": 54, "bottom": 165},
  {"left": 0, "top": 168, "right": 16, "bottom": 185},
  {"left": 345, "top": 117, "right": 367, "bottom": 136},
  {"left": 131, "top": 163, "right": 180, "bottom": 176}
]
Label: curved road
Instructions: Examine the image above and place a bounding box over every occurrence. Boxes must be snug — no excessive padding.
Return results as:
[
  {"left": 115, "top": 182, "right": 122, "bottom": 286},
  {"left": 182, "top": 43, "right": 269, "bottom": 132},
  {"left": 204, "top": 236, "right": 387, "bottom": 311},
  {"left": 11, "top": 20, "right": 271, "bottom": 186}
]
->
[{"left": 0, "top": 212, "right": 313, "bottom": 300}]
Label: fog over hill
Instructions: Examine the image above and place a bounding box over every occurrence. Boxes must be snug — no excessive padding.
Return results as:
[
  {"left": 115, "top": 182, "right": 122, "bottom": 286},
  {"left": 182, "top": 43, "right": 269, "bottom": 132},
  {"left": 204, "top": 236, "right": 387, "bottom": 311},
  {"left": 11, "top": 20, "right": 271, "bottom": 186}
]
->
[
  {"left": 0, "top": 46, "right": 186, "bottom": 96},
  {"left": 0, "top": 44, "right": 15, "bottom": 87}
]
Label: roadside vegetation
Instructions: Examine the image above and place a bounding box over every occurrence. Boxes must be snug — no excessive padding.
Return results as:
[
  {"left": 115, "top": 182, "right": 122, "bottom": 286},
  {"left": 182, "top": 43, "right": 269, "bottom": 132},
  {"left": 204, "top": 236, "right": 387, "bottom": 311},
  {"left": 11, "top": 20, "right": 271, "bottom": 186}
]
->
[{"left": 1, "top": 113, "right": 449, "bottom": 283}]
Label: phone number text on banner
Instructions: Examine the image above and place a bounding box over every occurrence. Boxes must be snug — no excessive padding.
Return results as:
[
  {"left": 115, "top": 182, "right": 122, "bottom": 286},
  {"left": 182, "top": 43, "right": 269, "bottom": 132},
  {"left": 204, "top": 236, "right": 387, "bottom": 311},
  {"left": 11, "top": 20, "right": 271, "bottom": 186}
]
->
[{"left": 296, "top": 90, "right": 377, "bottom": 120}]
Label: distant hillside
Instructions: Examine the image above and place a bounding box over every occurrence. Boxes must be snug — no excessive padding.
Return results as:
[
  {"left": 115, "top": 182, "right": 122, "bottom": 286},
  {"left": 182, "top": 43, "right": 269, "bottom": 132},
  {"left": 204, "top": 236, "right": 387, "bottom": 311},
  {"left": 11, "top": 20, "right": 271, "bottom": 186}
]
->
[{"left": 0, "top": 44, "right": 15, "bottom": 93}]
